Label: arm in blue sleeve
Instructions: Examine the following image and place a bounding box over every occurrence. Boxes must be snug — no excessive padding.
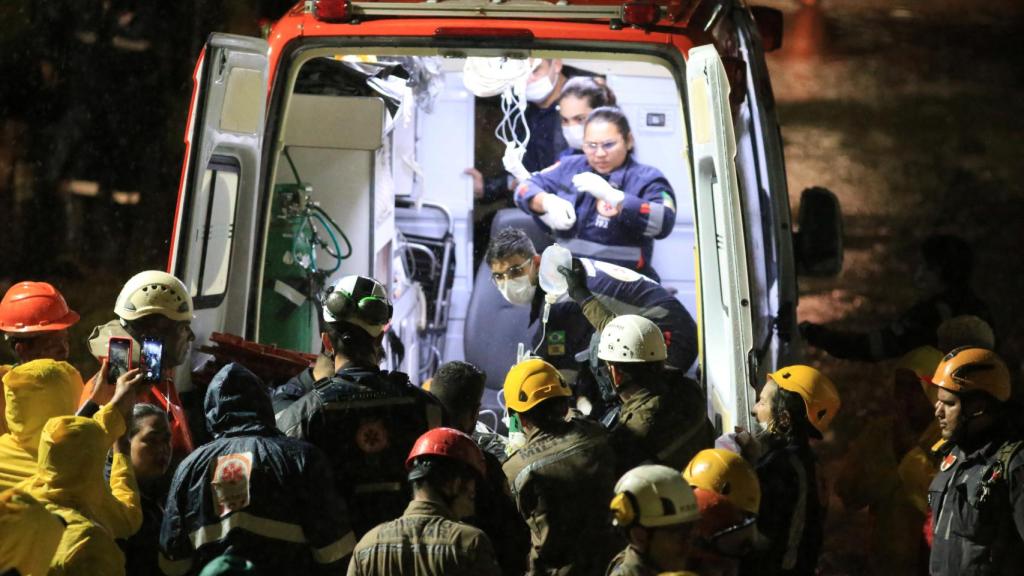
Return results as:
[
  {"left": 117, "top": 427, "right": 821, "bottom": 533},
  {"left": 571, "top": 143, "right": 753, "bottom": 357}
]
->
[{"left": 617, "top": 177, "right": 677, "bottom": 239}]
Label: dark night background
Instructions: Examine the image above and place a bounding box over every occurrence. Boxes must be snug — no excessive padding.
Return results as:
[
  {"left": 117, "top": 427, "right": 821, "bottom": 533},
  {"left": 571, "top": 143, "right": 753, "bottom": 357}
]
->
[{"left": 1, "top": 1, "right": 1022, "bottom": 571}]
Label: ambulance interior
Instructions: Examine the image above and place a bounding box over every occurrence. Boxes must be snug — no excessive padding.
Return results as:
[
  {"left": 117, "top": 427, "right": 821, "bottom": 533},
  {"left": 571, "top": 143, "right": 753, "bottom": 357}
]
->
[{"left": 252, "top": 48, "right": 707, "bottom": 426}]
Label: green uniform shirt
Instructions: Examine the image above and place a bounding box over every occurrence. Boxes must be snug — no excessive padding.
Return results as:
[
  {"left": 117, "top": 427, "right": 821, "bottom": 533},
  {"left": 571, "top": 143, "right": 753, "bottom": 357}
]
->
[
  {"left": 347, "top": 498, "right": 501, "bottom": 576},
  {"left": 503, "top": 417, "right": 621, "bottom": 576}
]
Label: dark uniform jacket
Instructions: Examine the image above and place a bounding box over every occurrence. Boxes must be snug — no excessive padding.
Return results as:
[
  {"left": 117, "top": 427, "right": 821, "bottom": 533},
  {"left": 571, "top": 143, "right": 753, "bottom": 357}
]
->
[
  {"left": 516, "top": 154, "right": 676, "bottom": 279},
  {"left": 503, "top": 416, "right": 620, "bottom": 576},
  {"left": 928, "top": 429, "right": 1024, "bottom": 576},
  {"left": 470, "top": 450, "right": 531, "bottom": 576},
  {"left": 159, "top": 363, "right": 354, "bottom": 576},
  {"left": 271, "top": 367, "right": 316, "bottom": 414},
  {"left": 803, "top": 290, "right": 991, "bottom": 361},
  {"left": 610, "top": 370, "right": 714, "bottom": 476},
  {"left": 605, "top": 546, "right": 665, "bottom": 576},
  {"left": 529, "top": 258, "right": 698, "bottom": 373},
  {"left": 276, "top": 364, "right": 444, "bottom": 537},
  {"left": 347, "top": 498, "right": 502, "bottom": 576},
  {"left": 743, "top": 438, "right": 823, "bottom": 576}
]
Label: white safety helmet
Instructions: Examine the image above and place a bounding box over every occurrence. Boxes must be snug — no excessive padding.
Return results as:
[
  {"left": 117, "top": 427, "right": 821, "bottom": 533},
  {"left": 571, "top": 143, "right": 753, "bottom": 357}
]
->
[
  {"left": 597, "top": 315, "right": 667, "bottom": 363},
  {"left": 322, "top": 275, "right": 392, "bottom": 338},
  {"left": 610, "top": 464, "right": 700, "bottom": 528},
  {"left": 114, "top": 271, "right": 193, "bottom": 322}
]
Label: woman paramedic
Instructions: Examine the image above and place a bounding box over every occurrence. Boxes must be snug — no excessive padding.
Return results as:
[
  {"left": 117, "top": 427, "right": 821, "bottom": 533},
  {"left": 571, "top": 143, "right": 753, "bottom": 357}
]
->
[
  {"left": 515, "top": 106, "right": 676, "bottom": 280},
  {"left": 557, "top": 76, "right": 616, "bottom": 157}
]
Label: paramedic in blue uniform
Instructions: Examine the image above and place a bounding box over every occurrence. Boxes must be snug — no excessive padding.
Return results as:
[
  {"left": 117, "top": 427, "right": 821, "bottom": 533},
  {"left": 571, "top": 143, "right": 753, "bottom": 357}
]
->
[
  {"left": 515, "top": 106, "right": 677, "bottom": 280},
  {"left": 485, "top": 227, "right": 697, "bottom": 376}
]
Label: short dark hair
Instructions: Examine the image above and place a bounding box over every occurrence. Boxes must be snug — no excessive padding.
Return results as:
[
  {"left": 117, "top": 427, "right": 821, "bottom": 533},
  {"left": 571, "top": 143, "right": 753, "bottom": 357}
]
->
[
  {"left": 485, "top": 228, "right": 537, "bottom": 265},
  {"left": 431, "top": 361, "right": 486, "bottom": 421},
  {"left": 513, "top": 395, "right": 570, "bottom": 429},
  {"left": 586, "top": 106, "right": 633, "bottom": 142},
  {"left": 409, "top": 455, "right": 476, "bottom": 490},
  {"left": 921, "top": 234, "right": 973, "bottom": 290},
  {"left": 560, "top": 77, "right": 617, "bottom": 109},
  {"left": 607, "top": 361, "right": 664, "bottom": 385},
  {"left": 129, "top": 403, "right": 169, "bottom": 439},
  {"left": 324, "top": 320, "right": 378, "bottom": 365}
]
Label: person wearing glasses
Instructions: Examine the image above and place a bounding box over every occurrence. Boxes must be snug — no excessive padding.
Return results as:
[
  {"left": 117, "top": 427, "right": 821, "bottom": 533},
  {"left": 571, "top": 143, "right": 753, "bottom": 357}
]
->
[
  {"left": 276, "top": 275, "right": 445, "bottom": 537},
  {"left": 515, "top": 106, "right": 677, "bottom": 280}
]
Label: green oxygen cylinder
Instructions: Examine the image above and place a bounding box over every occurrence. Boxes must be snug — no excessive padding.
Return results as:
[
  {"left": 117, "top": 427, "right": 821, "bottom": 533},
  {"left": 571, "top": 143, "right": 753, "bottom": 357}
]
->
[{"left": 258, "top": 183, "right": 316, "bottom": 351}]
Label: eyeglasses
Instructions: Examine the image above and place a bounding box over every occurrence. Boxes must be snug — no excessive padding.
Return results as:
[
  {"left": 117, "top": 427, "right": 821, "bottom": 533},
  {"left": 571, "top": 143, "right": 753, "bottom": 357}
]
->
[
  {"left": 491, "top": 260, "right": 532, "bottom": 284},
  {"left": 583, "top": 139, "right": 622, "bottom": 153}
]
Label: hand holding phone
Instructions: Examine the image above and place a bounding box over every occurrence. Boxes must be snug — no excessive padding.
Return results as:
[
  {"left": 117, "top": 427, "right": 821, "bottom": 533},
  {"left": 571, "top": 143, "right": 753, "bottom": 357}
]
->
[
  {"left": 107, "top": 337, "right": 133, "bottom": 385},
  {"left": 140, "top": 337, "right": 164, "bottom": 382}
]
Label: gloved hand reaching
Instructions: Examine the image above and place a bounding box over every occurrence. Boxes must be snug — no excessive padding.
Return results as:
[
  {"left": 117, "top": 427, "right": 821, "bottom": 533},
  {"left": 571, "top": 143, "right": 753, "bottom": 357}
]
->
[
  {"left": 572, "top": 172, "right": 625, "bottom": 207},
  {"left": 539, "top": 194, "right": 577, "bottom": 231},
  {"left": 558, "top": 257, "right": 592, "bottom": 303},
  {"left": 502, "top": 143, "right": 531, "bottom": 182}
]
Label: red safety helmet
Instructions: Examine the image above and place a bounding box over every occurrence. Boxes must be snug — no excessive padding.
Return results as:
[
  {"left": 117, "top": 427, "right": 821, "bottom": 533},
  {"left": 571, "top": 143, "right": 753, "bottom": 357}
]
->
[
  {"left": 0, "top": 282, "right": 80, "bottom": 335},
  {"left": 405, "top": 427, "right": 486, "bottom": 478}
]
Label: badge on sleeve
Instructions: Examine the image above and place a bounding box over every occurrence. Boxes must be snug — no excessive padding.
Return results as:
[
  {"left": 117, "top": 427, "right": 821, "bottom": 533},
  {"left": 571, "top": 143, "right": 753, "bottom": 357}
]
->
[
  {"left": 940, "top": 453, "right": 957, "bottom": 472},
  {"left": 547, "top": 330, "right": 566, "bottom": 356}
]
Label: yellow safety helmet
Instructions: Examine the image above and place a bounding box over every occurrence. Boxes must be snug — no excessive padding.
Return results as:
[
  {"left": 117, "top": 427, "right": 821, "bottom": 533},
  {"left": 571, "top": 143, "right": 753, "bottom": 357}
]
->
[
  {"left": 931, "top": 347, "right": 1010, "bottom": 403},
  {"left": 896, "top": 346, "right": 944, "bottom": 405},
  {"left": 768, "top": 365, "right": 840, "bottom": 437},
  {"left": 683, "top": 449, "right": 761, "bottom": 516},
  {"left": 503, "top": 358, "right": 571, "bottom": 413}
]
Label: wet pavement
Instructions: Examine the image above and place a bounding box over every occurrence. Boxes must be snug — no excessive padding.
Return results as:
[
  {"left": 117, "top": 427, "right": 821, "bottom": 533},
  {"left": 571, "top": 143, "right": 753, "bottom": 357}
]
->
[{"left": 763, "top": 1, "right": 1024, "bottom": 572}]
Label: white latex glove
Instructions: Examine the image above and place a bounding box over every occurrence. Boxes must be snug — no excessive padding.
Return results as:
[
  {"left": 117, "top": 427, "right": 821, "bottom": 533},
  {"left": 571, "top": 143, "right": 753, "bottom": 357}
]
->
[
  {"left": 503, "top": 143, "right": 531, "bottom": 182},
  {"left": 539, "top": 193, "right": 577, "bottom": 231},
  {"left": 572, "top": 172, "right": 625, "bottom": 207}
]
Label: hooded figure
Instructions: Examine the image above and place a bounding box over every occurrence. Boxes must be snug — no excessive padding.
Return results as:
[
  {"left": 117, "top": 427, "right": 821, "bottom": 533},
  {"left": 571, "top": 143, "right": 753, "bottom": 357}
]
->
[
  {"left": 18, "top": 415, "right": 128, "bottom": 575},
  {"left": 160, "top": 363, "right": 355, "bottom": 576},
  {"left": 0, "top": 487, "right": 66, "bottom": 576},
  {"left": 0, "top": 359, "right": 141, "bottom": 538}
]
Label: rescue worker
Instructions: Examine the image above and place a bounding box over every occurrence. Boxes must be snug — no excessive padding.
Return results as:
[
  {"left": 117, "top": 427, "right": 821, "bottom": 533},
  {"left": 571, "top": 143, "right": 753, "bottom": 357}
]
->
[
  {"left": 159, "top": 363, "right": 355, "bottom": 575},
  {"left": 270, "top": 349, "right": 334, "bottom": 414},
  {"left": 0, "top": 487, "right": 66, "bottom": 576},
  {"left": 927, "top": 347, "right": 1024, "bottom": 575},
  {"left": 516, "top": 106, "right": 677, "bottom": 278},
  {"left": 684, "top": 449, "right": 764, "bottom": 576},
  {"left": 801, "top": 234, "right": 992, "bottom": 361},
  {"left": 557, "top": 76, "right": 617, "bottom": 157},
  {"left": 607, "top": 464, "right": 702, "bottom": 576},
  {"left": 86, "top": 270, "right": 197, "bottom": 457},
  {"left": 501, "top": 358, "right": 619, "bottom": 575},
  {"left": 18, "top": 416, "right": 132, "bottom": 575},
  {"left": 348, "top": 427, "right": 501, "bottom": 575},
  {"left": 0, "top": 359, "right": 144, "bottom": 539},
  {"left": 597, "top": 314, "right": 713, "bottom": 474},
  {"left": 834, "top": 346, "right": 944, "bottom": 575},
  {"left": 0, "top": 280, "right": 80, "bottom": 435},
  {"left": 428, "top": 361, "right": 530, "bottom": 576},
  {"left": 486, "top": 227, "right": 697, "bottom": 375},
  {"left": 739, "top": 365, "right": 840, "bottom": 576},
  {"left": 276, "top": 275, "right": 444, "bottom": 536}
]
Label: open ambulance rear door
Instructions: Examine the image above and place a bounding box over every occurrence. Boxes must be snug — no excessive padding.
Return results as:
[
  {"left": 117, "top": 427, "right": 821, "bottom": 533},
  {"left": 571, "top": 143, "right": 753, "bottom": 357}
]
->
[
  {"left": 686, "top": 44, "right": 756, "bottom": 434},
  {"left": 168, "top": 34, "right": 269, "bottom": 391}
]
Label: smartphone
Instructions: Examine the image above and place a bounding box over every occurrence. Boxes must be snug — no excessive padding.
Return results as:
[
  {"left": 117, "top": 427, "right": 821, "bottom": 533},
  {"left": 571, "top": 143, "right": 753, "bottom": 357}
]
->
[
  {"left": 107, "top": 337, "right": 133, "bottom": 385},
  {"left": 140, "top": 337, "right": 164, "bottom": 382}
]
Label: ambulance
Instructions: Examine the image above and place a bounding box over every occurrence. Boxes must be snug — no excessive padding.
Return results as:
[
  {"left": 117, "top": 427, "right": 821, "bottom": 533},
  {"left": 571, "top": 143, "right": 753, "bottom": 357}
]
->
[{"left": 168, "top": 0, "right": 843, "bottom": 433}]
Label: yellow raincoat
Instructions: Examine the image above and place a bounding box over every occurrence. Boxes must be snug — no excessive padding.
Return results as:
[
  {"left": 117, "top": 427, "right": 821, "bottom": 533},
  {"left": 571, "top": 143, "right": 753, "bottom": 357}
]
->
[
  {"left": 19, "top": 415, "right": 127, "bottom": 576},
  {"left": 0, "top": 364, "right": 10, "bottom": 436},
  {"left": 0, "top": 359, "right": 141, "bottom": 537},
  {"left": 0, "top": 487, "right": 66, "bottom": 576}
]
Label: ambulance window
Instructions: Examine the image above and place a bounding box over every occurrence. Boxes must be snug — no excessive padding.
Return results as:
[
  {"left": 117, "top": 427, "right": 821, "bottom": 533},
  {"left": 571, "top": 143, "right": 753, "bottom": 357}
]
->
[{"left": 190, "top": 157, "right": 239, "bottom": 307}]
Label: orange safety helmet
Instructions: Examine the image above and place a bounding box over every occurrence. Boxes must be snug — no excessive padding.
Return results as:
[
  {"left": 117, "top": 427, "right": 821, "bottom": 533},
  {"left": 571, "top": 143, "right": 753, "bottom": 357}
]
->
[
  {"left": 931, "top": 347, "right": 1010, "bottom": 403},
  {"left": 683, "top": 448, "right": 761, "bottom": 516},
  {"left": 406, "top": 427, "right": 486, "bottom": 478},
  {"left": 768, "top": 365, "right": 841, "bottom": 437},
  {"left": 0, "top": 282, "right": 80, "bottom": 335}
]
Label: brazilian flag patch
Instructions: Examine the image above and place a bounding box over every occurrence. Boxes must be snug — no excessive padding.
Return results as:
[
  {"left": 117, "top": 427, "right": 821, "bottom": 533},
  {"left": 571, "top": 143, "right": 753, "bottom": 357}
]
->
[
  {"left": 660, "top": 190, "right": 676, "bottom": 212},
  {"left": 547, "top": 330, "right": 566, "bottom": 356}
]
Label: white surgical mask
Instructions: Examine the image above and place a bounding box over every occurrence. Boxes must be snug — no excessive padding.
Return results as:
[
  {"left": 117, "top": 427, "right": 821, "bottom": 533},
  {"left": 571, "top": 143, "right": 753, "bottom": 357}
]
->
[
  {"left": 498, "top": 276, "right": 537, "bottom": 306},
  {"left": 562, "top": 124, "right": 584, "bottom": 150},
  {"left": 525, "top": 75, "right": 555, "bottom": 103}
]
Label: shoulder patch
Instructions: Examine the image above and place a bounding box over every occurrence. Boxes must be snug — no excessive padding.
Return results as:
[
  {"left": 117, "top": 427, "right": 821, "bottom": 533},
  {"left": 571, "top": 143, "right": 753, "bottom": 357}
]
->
[
  {"left": 660, "top": 191, "right": 676, "bottom": 212},
  {"left": 940, "top": 453, "right": 957, "bottom": 472}
]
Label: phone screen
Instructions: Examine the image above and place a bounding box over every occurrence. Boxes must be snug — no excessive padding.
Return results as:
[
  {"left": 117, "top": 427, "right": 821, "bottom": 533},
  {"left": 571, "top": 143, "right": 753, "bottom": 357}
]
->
[
  {"left": 141, "top": 338, "right": 164, "bottom": 382},
  {"left": 108, "top": 338, "right": 131, "bottom": 385}
]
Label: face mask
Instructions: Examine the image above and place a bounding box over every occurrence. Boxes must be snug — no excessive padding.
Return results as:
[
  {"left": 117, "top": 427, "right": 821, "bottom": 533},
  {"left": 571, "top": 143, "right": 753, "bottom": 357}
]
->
[
  {"left": 525, "top": 75, "right": 555, "bottom": 103},
  {"left": 498, "top": 276, "right": 536, "bottom": 306},
  {"left": 562, "top": 124, "right": 584, "bottom": 150}
]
